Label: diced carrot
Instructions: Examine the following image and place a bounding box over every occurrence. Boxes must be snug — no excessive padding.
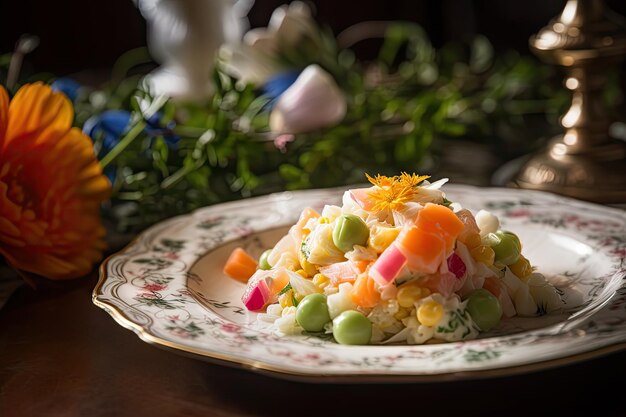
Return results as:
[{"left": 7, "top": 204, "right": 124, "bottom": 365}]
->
[
  {"left": 482, "top": 276, "right": 501, "bottom": 297},
  {"left": 396, "top": 225, "right": 446, "bottom": 274},
  {"left": 351, "top": 273, "right": 381, "bottom": 308},
  {"left": 352, "top": 260, "right": 371, "bottom": 274},
  {"left": 416, "top": 203, "right": 464, "bottom": 251},
  {"left": 223, "top": 247, "right": 258, "bottom": 283}
]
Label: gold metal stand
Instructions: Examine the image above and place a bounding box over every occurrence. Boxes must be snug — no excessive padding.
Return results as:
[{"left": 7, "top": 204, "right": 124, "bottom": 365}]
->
[{"left": 512, "top": 0, "right": 626, "bottom": 203}]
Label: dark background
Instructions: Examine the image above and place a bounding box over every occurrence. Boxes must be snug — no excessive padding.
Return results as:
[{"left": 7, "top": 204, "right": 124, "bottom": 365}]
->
[{"left": 3, "top": 0, "right": 626, "bottom": 79}]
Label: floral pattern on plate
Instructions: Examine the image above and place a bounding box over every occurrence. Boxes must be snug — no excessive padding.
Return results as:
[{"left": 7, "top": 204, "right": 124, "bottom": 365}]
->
[{"left": 93, "top": 185, "right": 626, "bottom": 380}]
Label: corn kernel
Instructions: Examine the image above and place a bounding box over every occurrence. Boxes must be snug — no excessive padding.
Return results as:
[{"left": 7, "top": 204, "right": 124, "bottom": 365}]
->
[
  {"left": 417, "top": 300, "right": 444, "bottom": 326},
  {"left": 463, "top": 233, "right": 482, "bottom": 250},
  {"left": 296, "top": 269, "right": 308, "bottom": 278},
  {"left": 279, "top": 290, "right": 295, "bottom": 308},
  {"left": 298, "top": 251, "right": 318, "bottom": 276},
  {"left": 368, "top": 226, "right": 401, "bottom": 253},
  {"left": 509, "top": 255, "right": 532, "bottom": 281},
  {"left": 396, "top": 283, "right": 429, "bottom": 308},
  {"left": 470, "top": 245, "right": 495, "bottom": 265},
  {"left": 302, "top": 219, "right": 315, "bottom": 235},
  {"left": 394, "top": 307, "right": 410, "bottom": 320},
  {"left": 313, "top": 273, "right": 330, "bottom": 290},
  {"left": 319, "top": 217, "right": 330, "bottom": 224},
  {"left": 279, "top": 289, "right": 304, "bottom": 308}
]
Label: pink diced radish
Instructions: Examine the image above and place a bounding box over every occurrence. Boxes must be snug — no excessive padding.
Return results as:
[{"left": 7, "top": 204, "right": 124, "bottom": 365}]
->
[
  {"left": 242, "top": 278, "right": 271, "bottom": 311},
  {"left": 370, "top": 244, "right": 407, "bottom": 285},
  {"left": 241, "top": 269, "right": 290, "bottom": 311},
  {"left": 447, "top": 253, "right": 466, "bottom": 279}
]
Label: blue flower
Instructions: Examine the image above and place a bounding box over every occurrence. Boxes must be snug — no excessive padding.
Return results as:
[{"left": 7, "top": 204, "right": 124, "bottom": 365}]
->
[
  {"left": 51, "top": 77, "right": 82, "bottom": 102},
  {"left": 83, "top": 110, "right": 132, "bottom": 154},
  {"left": 261, "top": 69, "right": 301, "bottom": 109},
  {"left": 83, "top": 110, "right": 180, "bottom": 183},
  {"left": 83, "top": 110, "right": 180, "bottom": 155},
  {"left": 145, "top": 114, "right": 180, "bottom": 147}
]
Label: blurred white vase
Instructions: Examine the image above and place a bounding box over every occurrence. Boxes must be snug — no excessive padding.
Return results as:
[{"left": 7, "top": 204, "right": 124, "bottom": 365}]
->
[{"left": 134, "top": 0, "right": 254, "bottom": 101}]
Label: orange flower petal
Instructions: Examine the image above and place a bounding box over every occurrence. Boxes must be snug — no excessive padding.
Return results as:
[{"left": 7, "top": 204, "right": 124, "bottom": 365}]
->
[
  {"left": 0, "top": 85, "right": 8, "bottom": 150},
  {"left": 0, "top": 217, "right": 21, "bottom": 237},
  {"left": 63, "top": 128, "right": 112, "bottom": 199},
  {"left": 0, "top": 215, "right": 25, "bottom": 247},
  {"left": 24, "top": 254, "right": 82, "bottom": 279},
  {"left": 0, "top": 83, "right": 111, "bottom": 280},
  {"left": 0, "top": 235, "right": 25, "bottom": 247},
  {"left": 4, "top": 82, "right": 73, "bottom": 151}
]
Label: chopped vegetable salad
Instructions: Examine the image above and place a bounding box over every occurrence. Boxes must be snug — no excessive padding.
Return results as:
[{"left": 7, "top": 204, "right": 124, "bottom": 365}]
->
[{"left": 224, "top": 173, "right": 564, "bottom": 345}]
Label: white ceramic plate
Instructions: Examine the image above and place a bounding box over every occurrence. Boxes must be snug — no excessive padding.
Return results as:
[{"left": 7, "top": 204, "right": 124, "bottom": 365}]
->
[{"left": 93, "top": 184, "right": 626, "bottom": 382}]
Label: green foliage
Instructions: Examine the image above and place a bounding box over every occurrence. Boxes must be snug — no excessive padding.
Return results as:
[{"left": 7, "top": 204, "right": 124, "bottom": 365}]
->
[
  {"left": 98, "top": 23, "right": 573, "bottom": 232},
  {"left": 2, "top": 23, "right": 573, "bottom": 233}
]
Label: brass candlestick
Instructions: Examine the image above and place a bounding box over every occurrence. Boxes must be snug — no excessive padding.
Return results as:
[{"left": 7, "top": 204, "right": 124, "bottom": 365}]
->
[{"left": 512, "top": 0, "right": 626, "bottom": 203}]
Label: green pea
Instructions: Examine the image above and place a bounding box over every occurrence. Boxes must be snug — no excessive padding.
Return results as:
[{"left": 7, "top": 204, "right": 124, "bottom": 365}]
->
[
  {"left": 295, "top": 293, "right": 331, "bottom": 332},
  {"left": 332, "top": 214, "right": 369, "bottom": 252},
  {"left": 332, "top": 310, "right": 372, "bottom": 345},
  {"left": 486, "top": 230, "right": 521, "bottom": 265},
  {"left": 497, "top": 229, "right": 521, "bottom": 247},
  {"left": 466, "top": 289, "right": 502, "bottom": 331},
  {"left": 258, "top": 249, "right": 272, "bottom": 270}
]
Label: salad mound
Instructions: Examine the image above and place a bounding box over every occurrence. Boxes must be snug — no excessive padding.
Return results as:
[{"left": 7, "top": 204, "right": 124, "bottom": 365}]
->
[{"left": 224, "top": 173, "right": 564, "bottom": 345}]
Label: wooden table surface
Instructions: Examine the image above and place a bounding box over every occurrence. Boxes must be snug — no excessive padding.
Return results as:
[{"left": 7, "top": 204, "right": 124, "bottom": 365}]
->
[{"left": 1, "top": 270, "right": 625, "bottom": 417}]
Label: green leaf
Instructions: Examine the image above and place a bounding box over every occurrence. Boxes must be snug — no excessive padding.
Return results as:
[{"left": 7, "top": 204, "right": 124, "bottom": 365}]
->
[
  {"left": 279, "top": 164, "right": 303, "bottom": 181},
  {"left": 470, "top": 35, "right": 494, "bottom": 73}
]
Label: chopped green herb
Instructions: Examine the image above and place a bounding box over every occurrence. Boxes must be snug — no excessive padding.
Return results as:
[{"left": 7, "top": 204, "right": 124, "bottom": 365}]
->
[
  {"left": 301, "top": 238, "right": 311, "bottom": 259},
  {"left": 437, "top": 308, "right": 472, "bottom": 334},
  {"left": 278, "top": 283, "right": 292, "bottom": 296}
]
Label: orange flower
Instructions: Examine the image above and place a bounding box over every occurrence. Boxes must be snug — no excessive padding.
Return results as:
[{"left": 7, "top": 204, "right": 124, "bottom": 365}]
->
[
  {"left": 365, "top": 172, "right": 430, "bottom": 212},
  {"left": 0, "top": 82, "right": 111, "bottom": 280}
]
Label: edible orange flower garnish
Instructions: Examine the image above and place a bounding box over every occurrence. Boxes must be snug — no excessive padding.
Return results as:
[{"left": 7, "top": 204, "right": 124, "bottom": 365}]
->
[
  {"left": 365, "top": 172, "right": 430, "bottom": 212},
  {"left": 0, "top": 82, "right": 111, "bottom": 281},
  {"left": 397, "top": 172, "right": 430, "bottom": 188},
  {"left": 365, "top": 173, "right": 395, "bottom": 188}
]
